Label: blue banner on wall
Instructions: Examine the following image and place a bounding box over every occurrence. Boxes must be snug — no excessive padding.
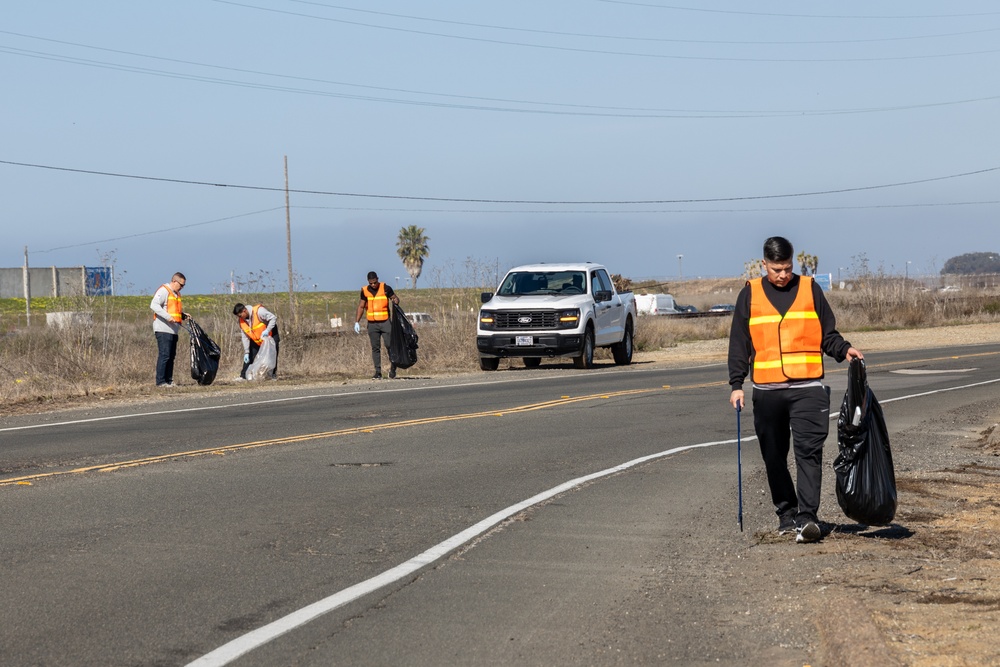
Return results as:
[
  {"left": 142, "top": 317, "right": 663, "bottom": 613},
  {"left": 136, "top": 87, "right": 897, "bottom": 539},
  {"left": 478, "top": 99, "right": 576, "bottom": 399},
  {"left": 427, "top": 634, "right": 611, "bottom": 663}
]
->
[
  {"left": 85, "top": 267, "right": 113, "bottom": 296},
  {"left": 813, "top": 273, "right": 832, "bottom": 292}
]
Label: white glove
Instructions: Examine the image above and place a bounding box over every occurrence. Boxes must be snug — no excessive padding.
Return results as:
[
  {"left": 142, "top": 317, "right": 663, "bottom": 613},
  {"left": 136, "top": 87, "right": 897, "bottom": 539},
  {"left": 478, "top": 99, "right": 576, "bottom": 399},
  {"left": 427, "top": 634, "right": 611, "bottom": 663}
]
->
[
  {"left": 243, "top": 353, "right": 250, "bottom": 364},
  {"left": 354, "top": 322, "right": 361, "bottom": 334}
]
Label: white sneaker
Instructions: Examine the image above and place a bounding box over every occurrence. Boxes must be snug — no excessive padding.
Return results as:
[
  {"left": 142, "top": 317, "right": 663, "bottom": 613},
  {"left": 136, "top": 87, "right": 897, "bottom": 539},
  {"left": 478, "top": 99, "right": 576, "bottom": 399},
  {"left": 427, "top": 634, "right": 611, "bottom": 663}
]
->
[{"left": 796, "top": 521, "right": 822, "bottom": 544}]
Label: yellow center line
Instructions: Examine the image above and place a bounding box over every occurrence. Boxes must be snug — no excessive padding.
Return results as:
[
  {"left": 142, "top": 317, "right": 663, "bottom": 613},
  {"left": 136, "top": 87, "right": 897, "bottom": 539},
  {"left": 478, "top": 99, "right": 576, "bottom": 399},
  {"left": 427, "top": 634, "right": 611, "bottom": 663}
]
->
[{"left": 0, "top": 387, "right": 665, "bottom": 487}]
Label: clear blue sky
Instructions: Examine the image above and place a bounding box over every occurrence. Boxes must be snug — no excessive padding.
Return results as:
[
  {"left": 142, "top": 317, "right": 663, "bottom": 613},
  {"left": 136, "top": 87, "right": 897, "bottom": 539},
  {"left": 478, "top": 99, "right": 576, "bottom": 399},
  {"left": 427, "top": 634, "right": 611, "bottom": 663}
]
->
[{"left": 4, "top": 1, "right": 999, "bottom": 295}]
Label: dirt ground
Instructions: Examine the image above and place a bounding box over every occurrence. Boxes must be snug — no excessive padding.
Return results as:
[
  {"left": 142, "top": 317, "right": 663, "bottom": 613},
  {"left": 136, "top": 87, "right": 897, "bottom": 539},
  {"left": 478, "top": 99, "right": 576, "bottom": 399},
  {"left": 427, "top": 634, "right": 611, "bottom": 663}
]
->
[{"left": 637, "top": 323, "right": 1000, "bottom": 666}]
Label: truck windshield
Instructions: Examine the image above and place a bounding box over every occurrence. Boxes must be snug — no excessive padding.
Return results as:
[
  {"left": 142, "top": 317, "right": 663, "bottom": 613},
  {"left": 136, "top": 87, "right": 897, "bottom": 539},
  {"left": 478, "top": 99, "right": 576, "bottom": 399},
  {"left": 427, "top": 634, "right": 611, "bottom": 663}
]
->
[{"left": 497, "top": 271, "right": 587, "bottom": 296}]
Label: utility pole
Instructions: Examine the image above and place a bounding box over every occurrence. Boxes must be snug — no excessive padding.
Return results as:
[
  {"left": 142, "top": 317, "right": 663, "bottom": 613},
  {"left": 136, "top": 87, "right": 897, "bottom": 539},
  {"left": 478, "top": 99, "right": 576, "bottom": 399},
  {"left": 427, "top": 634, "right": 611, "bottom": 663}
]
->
[
  {"left": 677, "top": 254, "right": 683, "bottom": 280},
  {"left": 23, "top": 246, "right": 31, "bottom": 326},
  {"left": 284, "top": 156, "right": 296, "bottom": 329}
]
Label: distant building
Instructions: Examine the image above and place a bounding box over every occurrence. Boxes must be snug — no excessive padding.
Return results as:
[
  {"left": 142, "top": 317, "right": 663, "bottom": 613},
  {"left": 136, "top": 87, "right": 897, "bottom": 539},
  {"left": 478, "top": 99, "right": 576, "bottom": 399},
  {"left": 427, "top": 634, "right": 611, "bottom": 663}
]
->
[{"left": 0, "top": 266, "right": 114, "bottom": 299}]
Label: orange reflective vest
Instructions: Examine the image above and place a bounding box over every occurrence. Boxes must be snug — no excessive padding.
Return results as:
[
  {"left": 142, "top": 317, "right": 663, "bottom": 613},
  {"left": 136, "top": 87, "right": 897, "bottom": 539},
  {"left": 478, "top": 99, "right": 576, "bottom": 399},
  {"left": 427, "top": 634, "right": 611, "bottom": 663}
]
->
[
  {"left": 748, "top": 276, "right": 823, "bottom": 383},
  {"left": 239, "top": 304, "right": 268, "bottom": 345},
  {"left": 155, "top": 284, "right": 183, "bottom": 322},
  {"left": 365, "top": 283, "right": 390, "bottom": 322}
]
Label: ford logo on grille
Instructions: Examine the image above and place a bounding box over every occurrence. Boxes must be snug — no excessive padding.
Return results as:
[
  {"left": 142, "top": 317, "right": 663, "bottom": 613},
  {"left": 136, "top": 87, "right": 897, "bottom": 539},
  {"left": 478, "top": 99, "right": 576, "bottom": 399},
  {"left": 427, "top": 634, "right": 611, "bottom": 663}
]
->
[{"left": 518, "top": 316, "right": 532, "bottom": 324}]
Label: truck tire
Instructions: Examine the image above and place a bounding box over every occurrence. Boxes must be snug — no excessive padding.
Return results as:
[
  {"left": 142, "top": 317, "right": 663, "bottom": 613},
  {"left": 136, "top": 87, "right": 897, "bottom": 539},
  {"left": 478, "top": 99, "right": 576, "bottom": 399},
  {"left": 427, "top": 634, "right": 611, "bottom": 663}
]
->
[
  {"left": 479, "top": 356, "right": 500, "bottom": 371},
  {"left": 612, "top": 320, "right": 634, "bottom": 365},
  {"left": 573, "top": 328, "right": 595, "bottom": 369},
  {"left": 523, "top": 357, "right": 542, "bottom": 368}
]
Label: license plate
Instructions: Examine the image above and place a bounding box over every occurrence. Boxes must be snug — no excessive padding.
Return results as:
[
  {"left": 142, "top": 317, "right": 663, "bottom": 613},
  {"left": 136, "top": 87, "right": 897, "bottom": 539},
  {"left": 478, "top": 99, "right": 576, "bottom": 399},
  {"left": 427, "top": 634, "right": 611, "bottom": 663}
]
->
[{"left": 516, "top": 336, "right": 533, "bottom": 346}]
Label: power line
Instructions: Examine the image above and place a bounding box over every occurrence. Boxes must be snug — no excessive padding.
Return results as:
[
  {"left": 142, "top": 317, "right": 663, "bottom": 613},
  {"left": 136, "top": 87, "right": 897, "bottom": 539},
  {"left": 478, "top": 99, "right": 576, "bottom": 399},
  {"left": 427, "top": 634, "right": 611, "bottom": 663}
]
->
[
  {"left": 33, "top": 208, "right": 284, "bottom": 254},
  {"left": 211, "top": 0, "right": 1000, "bottom": 63},
  {"left": 4, "top": 158, "right": 998, "bottom": 205},
  {"left": 29, "top": 198, "right": 1000, "bottom": 257},
  {"left": 596, "top": 1, "right": 1000, "bottom": 19},
  {"left": 282, "top": 1, "right": 1000, "bottom": 46},
  {"left": 5, "top": 32, "right": 1000, "bottom": 117}
]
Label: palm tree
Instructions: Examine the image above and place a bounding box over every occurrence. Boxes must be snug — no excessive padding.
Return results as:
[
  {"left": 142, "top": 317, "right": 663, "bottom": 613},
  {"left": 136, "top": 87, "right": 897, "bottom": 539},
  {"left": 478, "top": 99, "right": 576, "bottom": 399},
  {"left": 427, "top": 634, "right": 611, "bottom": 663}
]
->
[{"left": 396, "top": 225, "right": 430, "bottom": 289}]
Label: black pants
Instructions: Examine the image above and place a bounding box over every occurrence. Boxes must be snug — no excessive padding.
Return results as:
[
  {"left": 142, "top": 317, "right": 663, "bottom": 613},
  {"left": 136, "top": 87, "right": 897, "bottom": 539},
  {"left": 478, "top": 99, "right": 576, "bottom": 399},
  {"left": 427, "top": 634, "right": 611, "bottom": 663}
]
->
[
  {"left": 240, "top": 333, "right": 280, "bottom": 379},
  {"left": 752, "top": 385, "right": 830, "bottom": 525},
  {"left": 367, "top": 320, "right": 395, "bottom": 375}
]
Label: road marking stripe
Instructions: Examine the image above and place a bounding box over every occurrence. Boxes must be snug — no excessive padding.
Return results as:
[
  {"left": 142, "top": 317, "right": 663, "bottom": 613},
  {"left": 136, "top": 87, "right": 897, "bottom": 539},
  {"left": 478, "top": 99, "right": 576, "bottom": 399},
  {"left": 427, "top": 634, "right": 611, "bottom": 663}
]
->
[
  {"left": 185, "top": 437, "right": 731, "bottom": 667},
  {"left": 0, "top": 388, "right": 661, "bottom": 487}
]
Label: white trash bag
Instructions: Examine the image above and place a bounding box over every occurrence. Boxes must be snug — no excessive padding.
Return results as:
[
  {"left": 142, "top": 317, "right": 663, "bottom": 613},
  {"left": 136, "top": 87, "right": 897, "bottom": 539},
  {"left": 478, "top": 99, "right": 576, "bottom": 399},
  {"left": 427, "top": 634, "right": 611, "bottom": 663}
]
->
[{"left": 245, "top": 336, "right": 277, "bottom": 381}]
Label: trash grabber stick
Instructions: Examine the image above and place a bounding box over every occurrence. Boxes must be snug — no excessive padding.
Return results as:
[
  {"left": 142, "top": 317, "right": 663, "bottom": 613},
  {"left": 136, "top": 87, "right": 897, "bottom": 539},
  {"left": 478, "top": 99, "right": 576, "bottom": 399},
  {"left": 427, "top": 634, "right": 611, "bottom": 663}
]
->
[{"left": 736, "top": 399, "right": 743, "bottom": 532}]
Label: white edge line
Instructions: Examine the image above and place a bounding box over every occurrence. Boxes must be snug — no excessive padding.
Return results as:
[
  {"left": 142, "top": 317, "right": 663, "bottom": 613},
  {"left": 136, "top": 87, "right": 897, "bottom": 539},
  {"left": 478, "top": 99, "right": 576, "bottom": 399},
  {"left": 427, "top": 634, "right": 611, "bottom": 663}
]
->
[{"left": 185, "top": 438, "right": 734, "bottom": 667}]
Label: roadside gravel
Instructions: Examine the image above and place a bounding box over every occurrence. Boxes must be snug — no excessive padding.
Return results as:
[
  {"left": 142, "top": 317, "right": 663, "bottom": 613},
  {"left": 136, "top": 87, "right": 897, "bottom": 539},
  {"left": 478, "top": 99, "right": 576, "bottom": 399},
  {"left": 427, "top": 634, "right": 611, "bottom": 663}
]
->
[{"left": 636, "top": 321, "right": 1000, "bottom": 666}]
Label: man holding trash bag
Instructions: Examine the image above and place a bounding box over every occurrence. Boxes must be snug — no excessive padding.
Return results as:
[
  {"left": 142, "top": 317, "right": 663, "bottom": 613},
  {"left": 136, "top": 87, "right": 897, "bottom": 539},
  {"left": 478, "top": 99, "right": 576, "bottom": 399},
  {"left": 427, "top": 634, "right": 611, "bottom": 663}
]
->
[
  {"left": 728, "top": 236, "right": 863, "bottom": 543},
  {"left": 233, "top": 302, "right": 279, "bottom": 380},
  {"left": 353, "top": 271, "right": 400, "bottom": 380},
  {"left": 150, "top": 272, "right": 190, "bottom": 387}
]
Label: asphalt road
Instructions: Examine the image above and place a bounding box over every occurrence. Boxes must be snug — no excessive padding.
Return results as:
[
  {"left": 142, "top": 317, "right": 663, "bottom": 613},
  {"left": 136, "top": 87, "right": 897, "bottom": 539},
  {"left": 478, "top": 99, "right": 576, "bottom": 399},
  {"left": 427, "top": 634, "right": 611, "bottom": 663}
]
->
[{"left": 2, "top": 344, "right": 999, "bottom": 666}]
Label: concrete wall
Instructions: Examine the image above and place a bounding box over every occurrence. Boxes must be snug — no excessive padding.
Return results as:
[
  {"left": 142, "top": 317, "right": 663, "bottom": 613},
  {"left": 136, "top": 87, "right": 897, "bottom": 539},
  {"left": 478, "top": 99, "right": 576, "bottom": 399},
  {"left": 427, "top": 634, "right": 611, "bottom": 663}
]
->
[{"left": 0, "top": 267, "right": 87, "bottom": 299}]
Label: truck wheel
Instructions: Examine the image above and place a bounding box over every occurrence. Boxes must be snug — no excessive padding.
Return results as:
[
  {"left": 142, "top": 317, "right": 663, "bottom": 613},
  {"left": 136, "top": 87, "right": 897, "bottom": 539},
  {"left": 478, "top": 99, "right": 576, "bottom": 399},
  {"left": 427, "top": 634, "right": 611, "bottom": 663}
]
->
[
  {"left": 479, "top": 356, "right": 500, "bottom": 371},
  {"left": 573, "top": 329, "right": 595, "bottom": 369},
  {"left": 612, "top": 321, "right": 633, "bottom": 365},
  {"left": 523, "top": 357, "right": 542, "bottom": 368}
]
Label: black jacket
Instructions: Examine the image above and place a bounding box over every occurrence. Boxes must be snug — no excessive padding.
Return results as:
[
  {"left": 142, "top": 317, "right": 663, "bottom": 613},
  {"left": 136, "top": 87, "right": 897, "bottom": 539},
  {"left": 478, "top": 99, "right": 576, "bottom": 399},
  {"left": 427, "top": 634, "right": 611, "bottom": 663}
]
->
[{"left": 728, "top": 274, "right": 852, "bottom": 390}]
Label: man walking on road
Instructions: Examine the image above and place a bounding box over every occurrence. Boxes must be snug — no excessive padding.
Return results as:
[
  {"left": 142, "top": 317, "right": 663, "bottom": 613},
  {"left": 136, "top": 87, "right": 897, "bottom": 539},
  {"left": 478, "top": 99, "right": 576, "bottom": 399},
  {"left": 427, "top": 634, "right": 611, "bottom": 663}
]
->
[
  {"left": 727, "top": 237, "right": 863, "bottom": 543},
  {"left": 233, "top": 302, "right": 279, "bottom": 380},
  {"left": 150, "top": 272, "right": 189, "bottom": 387},
  {"left": 354, "top": 271, "right": 400, "bottom": 379}
]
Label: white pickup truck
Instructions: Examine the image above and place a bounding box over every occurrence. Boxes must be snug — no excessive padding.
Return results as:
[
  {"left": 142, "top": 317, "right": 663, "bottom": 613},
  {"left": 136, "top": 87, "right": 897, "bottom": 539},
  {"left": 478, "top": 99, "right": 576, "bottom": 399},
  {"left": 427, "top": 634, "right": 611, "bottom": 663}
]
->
[{"left": 476, "top": 263, "right": 637, "bottom": 370}]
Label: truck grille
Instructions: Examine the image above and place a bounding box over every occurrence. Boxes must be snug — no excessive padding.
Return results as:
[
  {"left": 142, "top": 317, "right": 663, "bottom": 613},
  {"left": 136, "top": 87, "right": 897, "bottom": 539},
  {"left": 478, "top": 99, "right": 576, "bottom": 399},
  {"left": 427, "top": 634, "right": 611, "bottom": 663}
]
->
[{"left": 492, "top": 311, "right": 557, "bottom": 330}]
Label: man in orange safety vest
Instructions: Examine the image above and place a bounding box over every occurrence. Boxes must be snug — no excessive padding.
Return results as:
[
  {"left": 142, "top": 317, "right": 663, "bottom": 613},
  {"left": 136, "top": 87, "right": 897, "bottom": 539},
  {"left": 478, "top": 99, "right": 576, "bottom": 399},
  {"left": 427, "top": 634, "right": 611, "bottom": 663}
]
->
[
  {"left": 354, "top": 271, "right": 400, "bottom": 380},
  {"left": 150, "top": 272, "right": 189, "bottom": 387},
  {"left": 728, "top": 237, "right": 862, "bottom": 544},
  {"left": 233, "top": 302, "right": 279, "bottom": 380}
]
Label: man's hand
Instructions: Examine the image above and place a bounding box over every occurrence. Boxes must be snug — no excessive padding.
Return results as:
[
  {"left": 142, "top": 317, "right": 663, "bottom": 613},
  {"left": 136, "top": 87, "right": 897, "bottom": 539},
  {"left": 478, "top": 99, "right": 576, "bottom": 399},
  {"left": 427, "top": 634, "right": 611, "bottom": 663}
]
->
[
  {"left": 730, "top": 389, "right": 744, "bottom": 410},
  {"left": 354, "top": 322, "right": 361, "bottom": 334},
  {"left": 846, "top": 347, "right": 864, "bottom": 361},
  {"left": 243, "top": 353, "right": 250, "bottom": 364},
  {"left": 182, "top": 312, "right": 190, "bottom": 321}
]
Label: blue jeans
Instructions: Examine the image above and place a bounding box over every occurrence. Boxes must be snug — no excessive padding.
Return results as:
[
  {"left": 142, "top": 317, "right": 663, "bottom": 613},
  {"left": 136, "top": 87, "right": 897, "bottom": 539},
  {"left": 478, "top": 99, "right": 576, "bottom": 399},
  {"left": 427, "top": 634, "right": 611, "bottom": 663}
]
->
[{"left": 155, "top": 332, "right": 178, "bottom": 385}]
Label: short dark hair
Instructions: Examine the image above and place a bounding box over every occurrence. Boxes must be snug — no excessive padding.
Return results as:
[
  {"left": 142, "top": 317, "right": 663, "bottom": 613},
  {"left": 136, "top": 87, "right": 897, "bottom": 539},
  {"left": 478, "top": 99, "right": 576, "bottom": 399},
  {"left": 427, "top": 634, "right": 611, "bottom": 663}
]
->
[
  {"left": 232, "top": 303, "right": 246, "bottom": 316},
  {"left": 172, "top": 272, "right": 186, "bottom": 282},
  {"left": 367, "top": 271, "right": 378, "bottom": 281},
  {"left": 763, "top": 237, "right": 793, "bottom": 262}
]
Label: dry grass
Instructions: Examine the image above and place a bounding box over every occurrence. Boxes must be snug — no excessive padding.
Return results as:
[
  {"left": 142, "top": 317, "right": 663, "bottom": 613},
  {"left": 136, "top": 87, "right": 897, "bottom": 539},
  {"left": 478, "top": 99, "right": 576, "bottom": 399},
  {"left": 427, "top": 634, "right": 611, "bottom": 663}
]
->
[{"left": 1, "top": 278, "right": 999, "bottom": 410}]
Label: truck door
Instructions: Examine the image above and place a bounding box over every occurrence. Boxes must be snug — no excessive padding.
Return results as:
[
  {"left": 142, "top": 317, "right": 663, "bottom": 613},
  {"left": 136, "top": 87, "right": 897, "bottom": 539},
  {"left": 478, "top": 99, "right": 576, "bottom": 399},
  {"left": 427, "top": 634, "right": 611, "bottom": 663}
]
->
[{"left": 591, "top": 269, "right": 621, "bottom": 346}]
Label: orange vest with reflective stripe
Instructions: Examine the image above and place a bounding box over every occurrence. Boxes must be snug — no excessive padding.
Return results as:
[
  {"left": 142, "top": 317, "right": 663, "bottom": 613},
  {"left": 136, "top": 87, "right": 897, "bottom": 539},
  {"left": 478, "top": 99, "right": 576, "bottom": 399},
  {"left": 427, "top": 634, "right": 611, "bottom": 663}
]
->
[
  {"left": 365, "top": 283, "right": 390, "bottom": 322},
  {"left": 748, "top": 276, "right": 823, "bottom": 383},
  {"left": 239, "top": 305, "right": 268, "bottom": 344},
  {"left": 155, "top": 284, "right": 183, "bottom": 322}
]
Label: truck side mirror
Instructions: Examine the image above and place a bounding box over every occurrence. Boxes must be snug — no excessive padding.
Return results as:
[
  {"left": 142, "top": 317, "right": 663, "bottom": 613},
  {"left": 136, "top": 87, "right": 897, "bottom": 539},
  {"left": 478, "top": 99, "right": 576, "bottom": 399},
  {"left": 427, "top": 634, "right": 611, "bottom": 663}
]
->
[
  {"left": 481, "top": 292, "right": 494, "bottom": 303},
  {"left": 594, "top": 290, "right": 612, "bottom": 302}
]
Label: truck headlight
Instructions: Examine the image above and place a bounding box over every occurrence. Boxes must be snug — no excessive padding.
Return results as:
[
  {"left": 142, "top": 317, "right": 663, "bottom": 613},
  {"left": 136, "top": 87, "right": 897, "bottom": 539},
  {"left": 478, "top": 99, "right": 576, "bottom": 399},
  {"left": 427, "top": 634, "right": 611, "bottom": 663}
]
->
[
  {"left": 479, "top": 310, "right": 496, "bottom": 330},
  {"left": 557, "top": 309, "right": 580, "bottom": 329}
]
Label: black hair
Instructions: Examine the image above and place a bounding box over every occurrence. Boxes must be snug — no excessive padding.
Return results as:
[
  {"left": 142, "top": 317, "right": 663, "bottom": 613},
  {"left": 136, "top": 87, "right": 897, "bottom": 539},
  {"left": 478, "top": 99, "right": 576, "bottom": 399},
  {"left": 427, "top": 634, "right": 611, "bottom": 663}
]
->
[
  {"left": 367, "top": 271, "right": 378, "bottom": 281},
  {"left": 763, "top": 236, "right": 793, "bottom": 262},
  {"left": 232, "top": 303, "right": 246, "bottom": 316}
]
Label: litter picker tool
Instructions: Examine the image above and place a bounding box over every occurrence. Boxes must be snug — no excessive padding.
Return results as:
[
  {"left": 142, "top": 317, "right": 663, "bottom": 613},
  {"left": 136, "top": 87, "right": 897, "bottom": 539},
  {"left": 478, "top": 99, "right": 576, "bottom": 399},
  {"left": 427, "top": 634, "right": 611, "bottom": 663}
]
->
[{"left": 736, "top": 399, "right": 744, "bottom": 532}]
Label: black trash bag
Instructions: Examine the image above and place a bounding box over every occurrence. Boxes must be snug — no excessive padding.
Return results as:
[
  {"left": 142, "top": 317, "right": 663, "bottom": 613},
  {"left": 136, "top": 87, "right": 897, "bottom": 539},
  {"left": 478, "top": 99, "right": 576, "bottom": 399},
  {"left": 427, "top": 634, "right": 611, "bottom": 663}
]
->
[
  {"left": 833, "top": 358, "right": 897, "bottom": 525},
  {"left": 388, "top": 305, "right": 419, "bottom": 370},
  {"left": 185, "top": 318, "right": 222, "bottom": 386}
]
